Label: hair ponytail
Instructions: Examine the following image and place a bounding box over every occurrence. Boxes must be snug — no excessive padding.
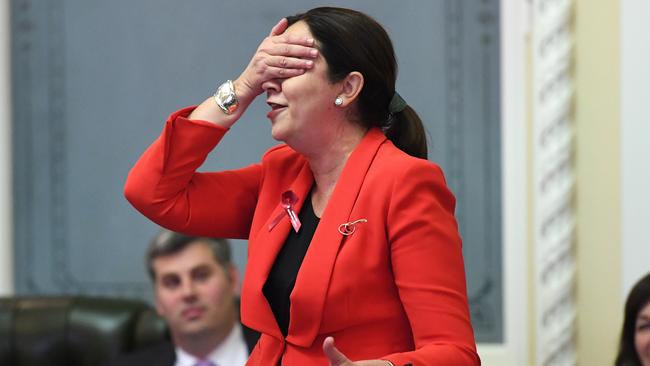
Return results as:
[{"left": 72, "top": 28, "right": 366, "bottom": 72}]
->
[{"left": 385, "top": 105, "right": 428, "bottom": 160}]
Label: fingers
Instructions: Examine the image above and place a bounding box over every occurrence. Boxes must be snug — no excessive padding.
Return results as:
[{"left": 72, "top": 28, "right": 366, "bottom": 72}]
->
[
  {"left": 269, "top": 18, "right": 288, "bottom": 37},
  {"left": 239, "top": 19, "right": 318, "bottom": 96},
  {"left": 266, "top": 43, "right": 318, "bottom": 59},
  {"left": 266, "top": 55, "right": 313, "bottom": 70},
  {"left": 251, "top": 43, "right": 317, "bottom": 81},
  {"left": 266, "top": 21, "right": 317, "bottom": 60},
  {"left": 322, "top": 337, "right": 351, "bottom": 366},
  {"left": 273, "top": 32, "right": 315, "bottom": 47},
  {"left": 260, "top": 65, "right": 307, "bottom": 79},
  {"left": 250, "top": 52, "right": 314, "bottom": 81},
  {"left": 268, "top": 19, "right": 316, "bottom": 48}
]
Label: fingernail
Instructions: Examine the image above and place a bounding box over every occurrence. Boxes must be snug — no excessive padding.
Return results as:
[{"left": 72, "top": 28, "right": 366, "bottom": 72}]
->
[
  {"left": 310, "top": 49, "right": 318, "bottom": 57},
  {"left": 305, "top": 60, "right": 313, "bottom": 67},
  {"left": 307, "top": 37, "right": 314, "bottom": 45}
]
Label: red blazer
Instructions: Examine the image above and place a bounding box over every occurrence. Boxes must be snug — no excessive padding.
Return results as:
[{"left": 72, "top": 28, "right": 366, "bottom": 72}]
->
[{"left": 125, "top": 107, "right": 480, "bottom": 366}]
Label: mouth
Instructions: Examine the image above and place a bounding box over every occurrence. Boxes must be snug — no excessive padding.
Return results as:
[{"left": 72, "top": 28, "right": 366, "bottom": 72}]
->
[
  {"left": 267, "top": 102, "right": 287, "bottom": 110},
  {"left": 181, "top": 306, "right": 205, "bottom": 320},
  {"left": 266, "top": 102, "right": 287, "bottom": 119}
]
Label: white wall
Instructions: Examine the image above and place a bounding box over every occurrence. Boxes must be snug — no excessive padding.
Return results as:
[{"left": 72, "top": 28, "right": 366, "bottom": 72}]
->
[
  {"left": 621, "top": 0, "right": 650, "bottom": 297},
  {"left": 0, "top": 0, "right": 14, "bottom": 295}
]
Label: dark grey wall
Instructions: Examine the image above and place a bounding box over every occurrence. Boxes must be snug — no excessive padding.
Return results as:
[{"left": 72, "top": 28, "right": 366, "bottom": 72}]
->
[{"left": 11, "top": 0, "right": 501, "bottom": 342}]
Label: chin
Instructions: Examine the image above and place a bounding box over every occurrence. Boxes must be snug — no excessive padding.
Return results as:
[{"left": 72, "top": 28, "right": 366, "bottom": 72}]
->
[
  {"left": 270, "top": 125, "right": 290, "bottom": 143},
  {"left": 180, "top": 323, "right": 210, "bottom": 336},
  {"left": 270, "top": 131, "right": 284, "bottom": 142}
]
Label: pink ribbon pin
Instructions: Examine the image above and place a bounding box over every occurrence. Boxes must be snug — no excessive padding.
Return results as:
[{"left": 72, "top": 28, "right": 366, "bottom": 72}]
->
[{"left": 268, "top": 190, "right": 302, "bottom": 233}]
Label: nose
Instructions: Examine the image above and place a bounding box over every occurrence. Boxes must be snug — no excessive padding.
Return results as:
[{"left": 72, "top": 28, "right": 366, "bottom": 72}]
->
[
  {"left": 261, "top": 78, "right": 282, "bottom": 93},
  {"left": 180, "top": 279, "right": 197, "bottom": 301}
]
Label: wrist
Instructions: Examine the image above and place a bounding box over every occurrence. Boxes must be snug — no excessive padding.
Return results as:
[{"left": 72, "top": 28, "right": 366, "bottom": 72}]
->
[{"left": 232, "top": 77, "right": 257, "bottom": 106}]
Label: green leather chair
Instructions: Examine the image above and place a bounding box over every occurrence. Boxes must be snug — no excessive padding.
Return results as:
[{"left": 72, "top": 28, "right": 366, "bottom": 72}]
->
[{"left": 0, "top": 296, "right": 168, "bottom": 366}]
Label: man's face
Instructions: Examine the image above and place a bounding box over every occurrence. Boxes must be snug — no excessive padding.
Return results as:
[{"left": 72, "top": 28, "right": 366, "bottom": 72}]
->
[{"left": 153, "top": 242, "right": 237, "bottom": 340}]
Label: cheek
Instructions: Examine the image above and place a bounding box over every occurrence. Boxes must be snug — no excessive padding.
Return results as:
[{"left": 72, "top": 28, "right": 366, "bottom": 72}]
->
[
  {"left": 155, "top": 292, "right": 176, "bottom": 315},
  {"left": 288, "top": 96, "right": 334, "bottom": 123},
  {"left": 203, "top": 281, "right": 232, "bottom": 304},
  {"left": 636, "top": 330, "right": 650, "bottom": 353},
  {"left": 284, "top": 76, "right": 327, "bottom": 109}
]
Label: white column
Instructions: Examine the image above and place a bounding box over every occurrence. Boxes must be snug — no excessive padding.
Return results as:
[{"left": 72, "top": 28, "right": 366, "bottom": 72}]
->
[
  {"left": 621, "top": 0, "right": 650, "bottom": 297},
  {"left": 531, "top": 0, "right": 577, "bottom": 365},
  {"left": 0, "top": 0, "right": 14, "bottom": 295}
]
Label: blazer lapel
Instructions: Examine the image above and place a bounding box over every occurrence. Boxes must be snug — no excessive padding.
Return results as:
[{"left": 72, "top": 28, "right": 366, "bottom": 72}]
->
[
  {"left": 241, "top": 160, "right": 314, "bottom": 339},
  {"left": 286, "top": 128, "right": 387, "bottom": 347}
]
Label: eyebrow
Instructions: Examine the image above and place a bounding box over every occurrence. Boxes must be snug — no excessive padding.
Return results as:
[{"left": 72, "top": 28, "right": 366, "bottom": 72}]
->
[
  {"left": 158, "top": 273, "right": 179, "bottom": 283},
  {"left": 190, "top": 264, "right": 213, "bottom": 273},
  {"left": 157, "top": 263, "right": 213, "bottom": 278}
]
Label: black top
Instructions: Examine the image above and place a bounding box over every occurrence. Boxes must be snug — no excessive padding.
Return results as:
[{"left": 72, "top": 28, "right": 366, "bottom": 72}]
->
[{"left": 263, "top": 192, "right": 320, "bottom": 336}]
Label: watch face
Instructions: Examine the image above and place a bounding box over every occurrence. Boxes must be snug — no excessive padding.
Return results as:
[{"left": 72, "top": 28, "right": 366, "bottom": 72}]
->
[
  {"left": 215, "top": 80, "right": 238, "bottom": 114},
  {"left": 216, "top": 82, "right": 232, "bottom": 100}
]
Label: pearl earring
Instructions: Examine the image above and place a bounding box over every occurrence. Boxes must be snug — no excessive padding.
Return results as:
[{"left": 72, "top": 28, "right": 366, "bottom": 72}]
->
[{"left": 334, "top": 97, "right": 343, "bottom": 106}]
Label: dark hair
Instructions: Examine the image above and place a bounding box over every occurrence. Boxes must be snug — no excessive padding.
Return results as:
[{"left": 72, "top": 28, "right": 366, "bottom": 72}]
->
[
  {"left": 616, "top": 272, "right": 650, "bottom": 366},
  {"left": 146, "top": 229, "right": 232, "bottom": 280},
  {"left": 286, "top": 7, "right": 428, "bottom": 159}
]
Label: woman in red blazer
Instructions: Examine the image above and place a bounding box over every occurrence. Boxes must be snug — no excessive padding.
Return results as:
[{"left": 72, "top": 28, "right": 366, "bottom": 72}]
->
[{"left": 125, "top": 7, "right": 480, "bottom": 366}]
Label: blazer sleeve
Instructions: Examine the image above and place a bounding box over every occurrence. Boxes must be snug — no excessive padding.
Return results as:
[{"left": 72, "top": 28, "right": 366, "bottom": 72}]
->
[
  {"left": 124, "top": 107, "right": 262, "bottom": 239},
  {"left": 383, "top": 160, "right": 481, "bottom": 366}
]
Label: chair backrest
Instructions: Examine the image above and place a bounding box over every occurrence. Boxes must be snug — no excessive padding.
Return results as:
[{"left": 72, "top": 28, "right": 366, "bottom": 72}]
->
[{"left": 0, "top": 296, "right": 168, "bottom": 366}]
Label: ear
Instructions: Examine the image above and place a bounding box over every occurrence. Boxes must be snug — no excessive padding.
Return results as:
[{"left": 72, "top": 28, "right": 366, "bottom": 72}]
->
[
  {"left": 228, "top": 265, "right": 241, "bottom": 295},
  {"left": 337, "top": 71, "right": 364, "bottom": 107},
  {"left": 154, "top": 290, "right": 165, "bottom": 317}
]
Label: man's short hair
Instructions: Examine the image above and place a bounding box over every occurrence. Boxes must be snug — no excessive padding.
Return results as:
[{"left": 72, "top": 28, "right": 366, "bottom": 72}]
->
[{"left": 146, "top": 229, "right": 232, "bottom": 280}]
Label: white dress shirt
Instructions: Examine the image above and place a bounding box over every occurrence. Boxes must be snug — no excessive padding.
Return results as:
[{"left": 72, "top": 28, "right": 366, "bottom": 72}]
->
[{"left": 174, "top": 323, "right": 249, "bottom": 366}]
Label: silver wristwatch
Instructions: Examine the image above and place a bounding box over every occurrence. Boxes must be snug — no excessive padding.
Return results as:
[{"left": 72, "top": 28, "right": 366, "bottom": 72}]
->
[{"left": 213, "top": 80, "right": 239, "bottom": 115}]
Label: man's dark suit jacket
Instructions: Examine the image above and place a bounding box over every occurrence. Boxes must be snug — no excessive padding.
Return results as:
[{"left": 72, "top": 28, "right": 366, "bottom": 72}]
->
[{"left": 103, "top": 324, "right": 259, "bottom": 366}]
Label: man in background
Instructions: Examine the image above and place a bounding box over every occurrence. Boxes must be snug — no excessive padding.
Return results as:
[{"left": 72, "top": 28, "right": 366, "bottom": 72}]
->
[{"left": 106, "top": 229, "right": 258, "bottom": 366}]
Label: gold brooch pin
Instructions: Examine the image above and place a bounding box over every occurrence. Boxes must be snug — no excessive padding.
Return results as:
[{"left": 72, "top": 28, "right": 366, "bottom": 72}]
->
[{"left": 338, "top": 219, "right": 368, "bottom": 236}]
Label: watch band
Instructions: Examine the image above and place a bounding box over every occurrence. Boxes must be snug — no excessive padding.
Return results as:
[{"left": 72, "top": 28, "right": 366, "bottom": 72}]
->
[{"left": 213, "top": 80, "right": 239, "bottom": 115}]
